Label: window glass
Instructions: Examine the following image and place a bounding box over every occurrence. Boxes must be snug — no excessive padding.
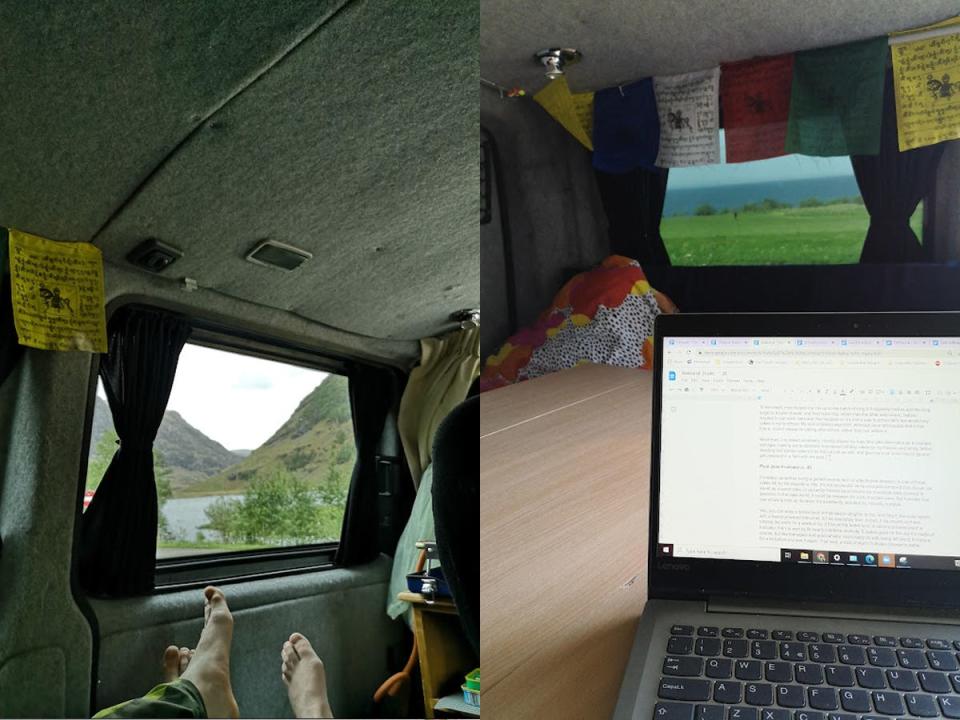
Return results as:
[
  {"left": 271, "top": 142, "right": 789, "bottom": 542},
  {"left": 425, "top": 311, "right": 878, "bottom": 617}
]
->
[
  {"left": 85, "top": 344, "right": 354, "bottom": 559},
  {"left": 661, "top": 131, "right": 922, "bottom": 265}
]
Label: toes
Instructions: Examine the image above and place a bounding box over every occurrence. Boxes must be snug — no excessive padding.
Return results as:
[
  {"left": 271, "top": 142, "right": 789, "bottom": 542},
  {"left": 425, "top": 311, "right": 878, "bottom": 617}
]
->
[
  {"left": 179, "top": 647, "right": 192, "bottom": 674},
  {"left": 282, "top": 641, "right": 300, "bottom": 664},
  {"left": 162, "top": 646, "right": 180, "bottom": 682},
  {"left": 202, "top": 586, "right": 232, "bottom": 630},
  {"left": 289, "top": 632, "right": 317, "bottom": 660}
]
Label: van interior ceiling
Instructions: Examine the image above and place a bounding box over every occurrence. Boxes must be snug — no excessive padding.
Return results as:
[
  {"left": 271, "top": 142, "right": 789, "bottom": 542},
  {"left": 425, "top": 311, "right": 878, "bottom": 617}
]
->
[
  {"left": 479, "top": 0, "right": 960, "bottom": 361},
  {"left": 0, "top": 2, "right": 478, "bottom": 719}
]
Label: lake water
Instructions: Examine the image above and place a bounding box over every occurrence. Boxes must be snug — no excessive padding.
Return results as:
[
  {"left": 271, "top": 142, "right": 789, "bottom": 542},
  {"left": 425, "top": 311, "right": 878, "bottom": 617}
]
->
[
  {"left": 162, "top": 494, "right": 243, "bottom": 543},
  {"left": 663, "top": 175, "right": 861, "bottom": 217}
]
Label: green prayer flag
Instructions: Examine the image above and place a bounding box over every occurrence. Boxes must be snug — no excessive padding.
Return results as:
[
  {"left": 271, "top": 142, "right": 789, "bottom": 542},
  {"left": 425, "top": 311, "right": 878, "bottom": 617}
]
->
[{"left": 785, "top": 36, "right": 888, "bottom": 156}]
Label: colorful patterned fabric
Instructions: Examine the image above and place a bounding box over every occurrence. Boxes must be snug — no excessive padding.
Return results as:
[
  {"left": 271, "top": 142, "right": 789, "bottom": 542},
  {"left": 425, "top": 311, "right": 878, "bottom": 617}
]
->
[
  {"left": 480, "top": 256, "right": 677, "bottom": 392},
  {"left": 93, "top": 679, "right": 206, "bottom": 719}
]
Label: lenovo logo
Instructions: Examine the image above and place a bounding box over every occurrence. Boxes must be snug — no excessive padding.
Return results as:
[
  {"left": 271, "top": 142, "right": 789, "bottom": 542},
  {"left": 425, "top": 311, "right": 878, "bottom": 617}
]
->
[{"left": 660, "top": 562, "right": 690, "bottom": 571}]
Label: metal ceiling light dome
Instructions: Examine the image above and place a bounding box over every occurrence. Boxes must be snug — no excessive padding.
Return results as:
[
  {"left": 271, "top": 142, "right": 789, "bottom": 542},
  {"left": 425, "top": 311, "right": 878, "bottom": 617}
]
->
[{"left": 534, "top": 48, "right": 582, "bottom": 80}]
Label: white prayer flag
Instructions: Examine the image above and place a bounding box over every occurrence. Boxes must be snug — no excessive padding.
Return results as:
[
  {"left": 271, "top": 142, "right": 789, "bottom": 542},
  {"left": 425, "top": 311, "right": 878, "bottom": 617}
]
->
[{"left": 654, "top": 67, "right": 721, "bottom": 167}]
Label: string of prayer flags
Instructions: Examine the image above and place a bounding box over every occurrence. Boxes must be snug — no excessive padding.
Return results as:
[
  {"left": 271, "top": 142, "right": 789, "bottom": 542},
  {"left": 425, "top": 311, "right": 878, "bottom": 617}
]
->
[
  {"left": 785, "top": 36, "right": 887, "bottom": 156},
  {"left": 653, "top": 67, "right": 721, "bottom": 167},
  {"left": 533, "top": 76, "right": 594, "bottom": 150},
  {"left": 592, "top": 78, "right": 660, "bottom": 173},
  {"left": 8, "top": 229, "right": 107, "bottom": 353},
  {"left": 889, "top": 16, "right": 960, "bottom": 151},
  {"left": 720, "top": 54, "right": 794, "bottom": 163}
]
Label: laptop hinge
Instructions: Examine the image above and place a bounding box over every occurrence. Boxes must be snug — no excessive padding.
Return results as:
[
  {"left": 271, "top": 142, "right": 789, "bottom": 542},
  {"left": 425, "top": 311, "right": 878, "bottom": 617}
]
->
[{"left": 708, "top": 596, "right": 960, "bottom": 625}]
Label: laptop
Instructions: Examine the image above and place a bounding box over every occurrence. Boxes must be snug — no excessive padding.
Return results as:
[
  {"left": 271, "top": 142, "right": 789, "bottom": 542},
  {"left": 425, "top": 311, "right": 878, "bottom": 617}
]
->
[{"left": 613, "top": 312, "right": 960, "bottom": 720}]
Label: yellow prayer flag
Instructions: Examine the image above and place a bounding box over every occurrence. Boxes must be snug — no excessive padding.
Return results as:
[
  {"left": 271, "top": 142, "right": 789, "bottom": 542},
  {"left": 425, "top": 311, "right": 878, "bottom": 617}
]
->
[
  {"left": 8, "top": 229, "right": 108, "bottom": 353},
  {"left": 890, "top": 18, "right": 960, "bottom": 150},
  {"left": 533, "top": 76, "right": 594, "bottom": 150}
]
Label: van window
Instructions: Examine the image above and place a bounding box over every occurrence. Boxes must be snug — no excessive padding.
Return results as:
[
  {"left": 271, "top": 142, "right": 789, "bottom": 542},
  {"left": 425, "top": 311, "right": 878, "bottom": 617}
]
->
[
  {"left": 85, "top": 344, "right": 355, "bottom": 559},
  {"left": 661, "top": 130, "right": 923, "bottom": 265}
]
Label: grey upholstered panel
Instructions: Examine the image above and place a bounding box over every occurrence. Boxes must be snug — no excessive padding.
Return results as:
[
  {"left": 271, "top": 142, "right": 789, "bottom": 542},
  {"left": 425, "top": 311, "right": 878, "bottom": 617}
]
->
[
  {"left": 480, "top": 90, "right": 609, "bottom": 352},
  {"left": 92, "top": 0, "right": 479, "bottom": 341},
  {"left": 481, "top": 0, "right": 960, "bottom": 93},
  {"left": 0, "top": 351, "right": 96, "bottom": 718},
  {"left": 0, "top": 0, "right": 347, "bottom": 242},
  {"left": 91, "top": 557, "right": 403, "bottom": 719}
]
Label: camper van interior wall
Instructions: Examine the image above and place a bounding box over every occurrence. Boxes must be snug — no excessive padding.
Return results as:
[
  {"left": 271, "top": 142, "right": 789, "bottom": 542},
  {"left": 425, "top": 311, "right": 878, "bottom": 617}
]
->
[{"left": 7, "top": 228, "right": 107, "bottom": 353}]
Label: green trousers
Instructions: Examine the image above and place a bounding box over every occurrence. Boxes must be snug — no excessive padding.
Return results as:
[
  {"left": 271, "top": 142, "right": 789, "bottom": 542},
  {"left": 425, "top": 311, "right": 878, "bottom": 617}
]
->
[{"left": 93, "top": 679, "right": 206, "bottom": 719}]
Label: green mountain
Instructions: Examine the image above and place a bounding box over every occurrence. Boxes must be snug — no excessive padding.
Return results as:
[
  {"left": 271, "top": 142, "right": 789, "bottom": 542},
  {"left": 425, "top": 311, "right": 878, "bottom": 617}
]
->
[
  {"left": 89, "top": 396, "right": 243, "bottom": 491},
  {"left": 181, "top": 374, "right": 355, "bottom": 497}
]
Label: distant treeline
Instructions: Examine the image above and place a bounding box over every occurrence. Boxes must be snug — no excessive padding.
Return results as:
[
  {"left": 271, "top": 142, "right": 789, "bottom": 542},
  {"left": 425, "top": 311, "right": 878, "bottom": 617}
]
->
[{"left": 692, "top": 195, "right": 865, "bottom": 217}]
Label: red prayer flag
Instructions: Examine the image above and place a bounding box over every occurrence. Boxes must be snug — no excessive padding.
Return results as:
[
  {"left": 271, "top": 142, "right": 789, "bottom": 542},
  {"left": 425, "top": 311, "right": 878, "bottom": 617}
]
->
[{"left": 721, "top": 54, "right": 794, "bottom": 163}]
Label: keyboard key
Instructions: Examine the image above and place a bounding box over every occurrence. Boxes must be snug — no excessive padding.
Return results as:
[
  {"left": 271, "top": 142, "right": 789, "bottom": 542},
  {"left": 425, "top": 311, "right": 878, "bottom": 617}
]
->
[
  {"left": 707, "top": 659, "right": 734, "bottom": 679},
  {"left": 822, "top": 633, "right": 844, "bottom": 643},
  {"left": 660, "top": 678, "right": 713, "bottom": 702},
  {"left": 837, "top": 646, "right": 866, "bottom": 665},
  {"left": 795, "top": 664, "right": 824, "bottom": 685},
  {"left": 715, "top": 681, "right": 743, "bottom": 704},
  {"left": 838, "top": 688, "right": 871, "bottom": 713},
  {"left": 672, "top": 625, "right": 695, "bottom": 636},
  {"left": 898, "top": 650, "right": 928, "bottom": 669},
  {"left": 696, "top": 705, "right": 726, "bottom": 720},
  {"left": 736, "top": 661, "right": 763, "bottom": 681},
  {"left": 926, "top": 639, "right": 950, "bottom": 650},
  {"left": 886, "top": 669, "right": 919, "bottom": 692},
  {"left": 939, "top": 695, "right": 960, "bottom": 719},
  {"left": 867, "top": 647, "right": 897, "bottom": 667},
  {"left": 901, "top": 638, "right": 924, "bottom": 649},
  {"left": 794, "top": 712, "right": 824, "bottom": 720},
  {"left": 825, "top": 714, "right": 855, "bottom": 720},
  {"left": 765, "top": 662, "right": 792, "bottom": 683},
  {"left": 665, "top": 657, "right": 705, "bottom": 677},
  {"left": 797, "top": 631, "right": 819, "bottom": 642},
  {"left": 847, "top": 634, "right": 871, "bottom": 646},
  {"left": 918, "top": 671, "right": 950, "bottom": 694},
  {"left": 855, "top": 667, "right": 885, "bottom": 689},
  {"left": 772, "top": 631, "right": 792, "bottom": 641},
  {"left": 904, "top": 692, "right": 938, "bottom": 717},
  {"left": 775, "top": 685, "right": 805, "bottom": 708},
  {"left": 728, "top": 707, "right": 757, "bottom": 720},
  {"left": 809, "top": 644, "right": 837, "bottom": 664},
  {"left": 669, "top": 636, "right": 695, "bottom": 655},
  {"left": 656, "top": 702, "right": 695, "bottom": 720},
  {"left": 825, "top": 665, "right": 855, "bottom": 687},
  {"left": 950, "top": 672, "right": 960, "bottom": 692},
  {"left": 747, "top": 629, "right": 768, "bottom": 640},
  {"left": 808, "top": 687, "right": 839, "bottom": 710},
  {"left": 873, "top": 636, "right": 896, "bottom": 647},
  {"left": 927, "top": 650, "right": 958, "bottom": 671},
  {"left": 752, "top": 641, "right": 777, "bottom": 660},
  {"left": 745, "top": 683, "right": 773, "bottom": 706},
  {"left": 871, "top": 690, "right": 903, "bottom": 715},
  {"left": 699, "top": 627, "right": 720, "bottom": 637},
  {"left": 954, "top": 641, "right": 960, "bottom": 652},
  {"left": 724, "top": 640, "right": 750, "bottom": 659},
  {"left": 698, "top": 638, "right": 723, "bottom": 657},
  {"left": 759, "top": 710, "right": 789, "bottom": 720},
  {"left": 723, "top": 628, "right": 745, "bottom": 638},
  {"left": 780, "top": 643, "right": 806, "bottom": 661}
]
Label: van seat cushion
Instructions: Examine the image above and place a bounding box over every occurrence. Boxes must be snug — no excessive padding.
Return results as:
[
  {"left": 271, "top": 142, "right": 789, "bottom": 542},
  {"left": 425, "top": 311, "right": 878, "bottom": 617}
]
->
[{"left": 480, "top": 255, "right": 677, "bottom": 391}]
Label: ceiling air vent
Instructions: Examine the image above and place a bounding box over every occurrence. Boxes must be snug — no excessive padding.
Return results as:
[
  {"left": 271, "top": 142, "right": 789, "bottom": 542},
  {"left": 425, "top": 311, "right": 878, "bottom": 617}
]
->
[
  {"left": 245, "top": 240, "right": 312, "bottom": 271},
  {"left": 127, "top": 238, "right": 183, "bottom": 273}
]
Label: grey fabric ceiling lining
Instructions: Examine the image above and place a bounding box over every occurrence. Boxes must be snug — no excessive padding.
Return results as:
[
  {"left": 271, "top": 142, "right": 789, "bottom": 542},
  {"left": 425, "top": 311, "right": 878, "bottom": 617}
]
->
[
  {"left": 1, "top": 0, "right": 479, "bottom": 344},
  {"left": 481, "top": 0, "right": 960, "bottom": 94}
]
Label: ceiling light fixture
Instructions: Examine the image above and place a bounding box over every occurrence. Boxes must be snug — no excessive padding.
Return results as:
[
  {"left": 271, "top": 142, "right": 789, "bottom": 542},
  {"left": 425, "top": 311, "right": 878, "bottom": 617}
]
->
[
  {"left": 245, "top": 240, "right": 312, "bottom": 271},
  {"left": 534, "top": 48, "right": 582, "bottom": 80}
]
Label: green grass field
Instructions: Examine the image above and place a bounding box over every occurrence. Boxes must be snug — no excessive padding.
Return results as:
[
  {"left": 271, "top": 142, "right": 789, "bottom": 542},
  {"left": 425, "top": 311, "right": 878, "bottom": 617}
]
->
[{"left": 661, "top": 203, "right": 923, "bottom": 266}]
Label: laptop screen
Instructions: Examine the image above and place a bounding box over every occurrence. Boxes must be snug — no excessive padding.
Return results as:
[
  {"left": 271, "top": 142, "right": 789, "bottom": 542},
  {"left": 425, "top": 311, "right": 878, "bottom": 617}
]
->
[{"left": 657, "top": 335, "right": 960, "bottom": 571}]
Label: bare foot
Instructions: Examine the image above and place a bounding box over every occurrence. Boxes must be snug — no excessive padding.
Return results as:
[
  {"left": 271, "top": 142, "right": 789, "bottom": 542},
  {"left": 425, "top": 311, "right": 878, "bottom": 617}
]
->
[
  {"left": 281, "top": 632, "right": 334, "bottom": 718},
  {"left": 161, "top": 645, "right": 194, "bottom": 683},
  {"left": 178, "top": 587, "right": 240, "bottom": 718}
]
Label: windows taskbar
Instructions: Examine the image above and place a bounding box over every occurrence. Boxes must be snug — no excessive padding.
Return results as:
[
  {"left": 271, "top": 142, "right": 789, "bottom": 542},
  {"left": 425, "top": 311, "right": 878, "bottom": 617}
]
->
[{"left": 780, "top": 549, "right": 960, "bottom": 570}]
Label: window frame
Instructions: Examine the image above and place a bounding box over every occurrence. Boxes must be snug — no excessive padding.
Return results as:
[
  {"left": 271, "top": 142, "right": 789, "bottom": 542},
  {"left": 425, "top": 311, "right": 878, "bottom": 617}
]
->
[{"left": 76, "top": 300, "right": 397, "bottom": 591}]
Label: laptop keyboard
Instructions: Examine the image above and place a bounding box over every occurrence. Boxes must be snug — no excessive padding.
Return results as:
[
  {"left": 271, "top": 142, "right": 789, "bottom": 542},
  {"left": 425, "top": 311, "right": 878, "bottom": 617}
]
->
[{"left": 655, "top": 624, "right": 960, "bottom": 720}]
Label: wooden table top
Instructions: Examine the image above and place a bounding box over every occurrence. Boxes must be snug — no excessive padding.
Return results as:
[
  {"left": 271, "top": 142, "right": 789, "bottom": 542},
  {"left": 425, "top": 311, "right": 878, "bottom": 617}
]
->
[{"left": 480, "top": 363, "right": 653, "bottom": 719}]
